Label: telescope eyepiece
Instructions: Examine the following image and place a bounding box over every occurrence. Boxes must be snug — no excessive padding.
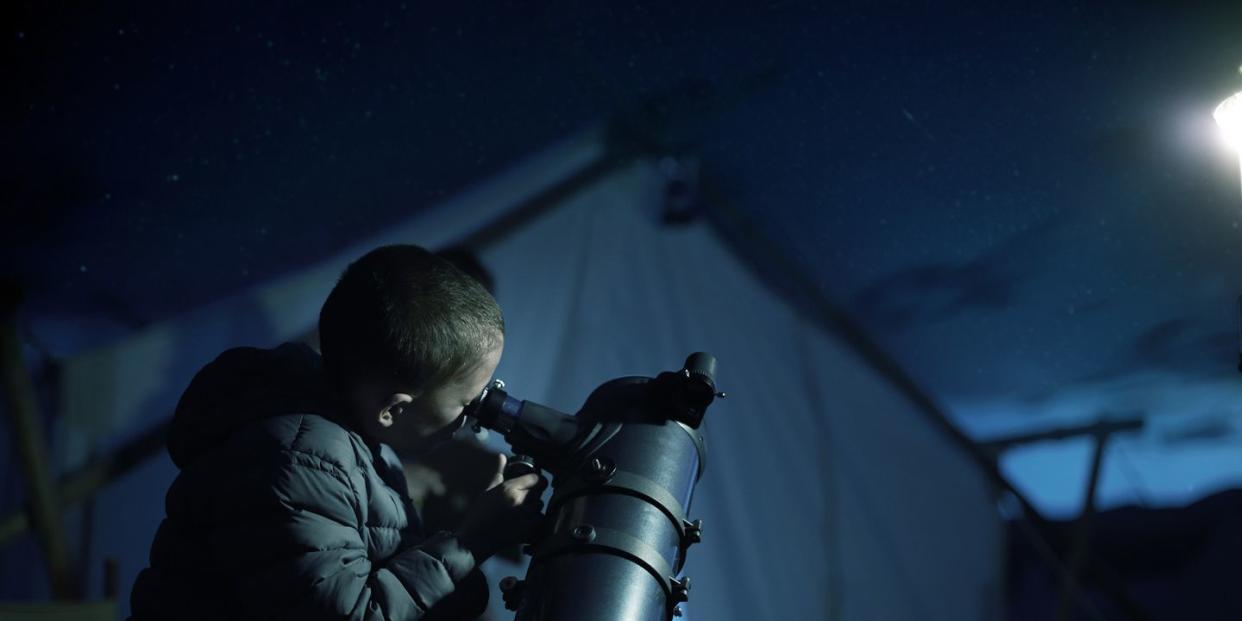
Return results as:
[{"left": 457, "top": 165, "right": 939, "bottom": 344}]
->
[
  {"left": 682, "top": 352, "right": 717, "bottom": 389},
  {"left": 464, "top": 379, "right": 521, "bottom": 436}
]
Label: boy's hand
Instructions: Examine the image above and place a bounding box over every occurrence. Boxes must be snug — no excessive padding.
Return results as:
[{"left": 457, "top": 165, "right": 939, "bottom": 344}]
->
[{"left": 456, "top": 453, "right": 548, "bottom": 562}]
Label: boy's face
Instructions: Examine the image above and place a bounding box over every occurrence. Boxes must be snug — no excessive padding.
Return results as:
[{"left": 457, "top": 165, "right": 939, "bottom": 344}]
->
[{"left": 363, "top": 338, "right": 503, "bottom": 455}]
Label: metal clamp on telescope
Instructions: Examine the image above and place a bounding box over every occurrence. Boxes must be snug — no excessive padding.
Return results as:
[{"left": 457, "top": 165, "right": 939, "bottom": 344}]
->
[{"left": 462, "top": 353, "right": 722, "bottom": 621}]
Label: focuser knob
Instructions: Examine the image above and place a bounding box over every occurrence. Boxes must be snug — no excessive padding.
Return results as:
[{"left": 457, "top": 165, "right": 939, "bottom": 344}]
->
[
  {"left": 503, "top": 454, "right": 538, "bottom": 479},
  {"left": 683, "top": 518, "right": 703, "bottom": 545}
]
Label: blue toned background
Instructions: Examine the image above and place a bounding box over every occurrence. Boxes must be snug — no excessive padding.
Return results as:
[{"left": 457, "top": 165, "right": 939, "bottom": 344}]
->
[{"left": 4, "top": 2, "right": 1242, "bottom": 619}]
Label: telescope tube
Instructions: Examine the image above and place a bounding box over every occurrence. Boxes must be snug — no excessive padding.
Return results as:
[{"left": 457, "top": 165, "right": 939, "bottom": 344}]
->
[{"left": 465, "top": 354, "right": 718, "bottom": 621}]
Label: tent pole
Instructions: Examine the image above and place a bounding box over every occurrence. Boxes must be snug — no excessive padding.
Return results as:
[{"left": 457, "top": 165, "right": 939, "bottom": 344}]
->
[
  {"left": 697, "top": 175, "right": 1152, "bottom": 621},
  {"left": 1, "top": 128, "right": 627, "bottom": 550},
  {"left": 1, "top": 68, "right": 775, "bottom": 566},
  {"left": 1, "top": 284, "right": 78, "bottom": 598},
  {"left": 2, "top": 129, "right": 626, "bottom": 554}
]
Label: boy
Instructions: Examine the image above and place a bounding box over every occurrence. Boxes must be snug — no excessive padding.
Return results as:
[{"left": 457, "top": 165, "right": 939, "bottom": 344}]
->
[{"left": 130, "top": 244, "right": 545, "bottom": 620}]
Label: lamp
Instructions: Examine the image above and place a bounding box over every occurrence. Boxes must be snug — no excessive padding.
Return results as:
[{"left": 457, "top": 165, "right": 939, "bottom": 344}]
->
[{"left": 1215, "top": 91, "right": 1242, "bottom": 197}]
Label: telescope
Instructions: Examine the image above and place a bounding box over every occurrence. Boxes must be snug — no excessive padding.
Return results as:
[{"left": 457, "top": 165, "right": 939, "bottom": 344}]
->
[{"left": 463, "top": 353, "right": 721, "bottom": 621}]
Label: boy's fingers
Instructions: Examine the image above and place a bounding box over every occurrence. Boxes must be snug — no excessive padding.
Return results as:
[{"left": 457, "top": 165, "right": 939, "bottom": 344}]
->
[
  {"left": 487, "top": 453, "right": 506, "bottom": 489},
  {"left": 505, "top": 473, "right": 543, "bottom": 490}
]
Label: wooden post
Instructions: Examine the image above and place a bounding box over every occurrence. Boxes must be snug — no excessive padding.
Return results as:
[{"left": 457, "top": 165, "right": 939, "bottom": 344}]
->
[
  {"left": 1055, "top": 431, "right": 1109, "bottom": 621},
  {"left": 0, "top": 419, "right": 171, "bottom": 547},
  {"left": 0, "top": 283, "right": 78, "bottom": 598},
  {"left": 103, "top": 557, "right": 118, "bottom": 600}
]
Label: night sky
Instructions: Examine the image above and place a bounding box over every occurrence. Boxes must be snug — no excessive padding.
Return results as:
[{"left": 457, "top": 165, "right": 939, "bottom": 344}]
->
[{"left": 6, "top": 2, "right": 1242, "bottom": 516}]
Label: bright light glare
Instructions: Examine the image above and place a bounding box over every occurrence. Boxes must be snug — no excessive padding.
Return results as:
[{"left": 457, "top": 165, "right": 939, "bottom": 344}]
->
[{"left": 1215, "top": 91, "right": 1242, "bottom": 151}]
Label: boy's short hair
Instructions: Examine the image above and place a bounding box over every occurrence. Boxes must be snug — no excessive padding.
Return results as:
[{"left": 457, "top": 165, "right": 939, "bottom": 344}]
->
[{"left": 318, "top": 244, "right": 504, "bottom": 393}]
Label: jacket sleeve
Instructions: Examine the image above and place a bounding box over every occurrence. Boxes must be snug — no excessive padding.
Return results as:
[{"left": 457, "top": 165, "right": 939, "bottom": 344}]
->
[{"left": 218, "top": 446, "right": 480, "bottom": 620}]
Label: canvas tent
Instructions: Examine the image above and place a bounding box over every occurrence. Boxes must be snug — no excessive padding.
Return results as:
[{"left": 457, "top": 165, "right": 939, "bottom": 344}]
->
[{"left": 6, "top": 125, "right": 1003, "bottom": 620}]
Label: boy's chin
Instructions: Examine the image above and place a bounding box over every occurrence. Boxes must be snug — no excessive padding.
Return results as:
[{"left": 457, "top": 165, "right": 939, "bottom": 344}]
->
[
  {"left": 382, "top": 413, "right": 469, "bottom": 457},
  {"left": 394, "top": 425, "right": 456, "bottom": 458}
]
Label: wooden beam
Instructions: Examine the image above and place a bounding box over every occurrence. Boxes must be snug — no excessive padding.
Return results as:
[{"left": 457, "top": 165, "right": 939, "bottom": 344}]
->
[
  {"left": 0, "top": 420, "right": 170, "bottom": 547},
  {"left": 979, "top": 416, "right": 1145, "bottom": 455},
  {"left": 0, "top": 284, "right": 78, "bottom": 598}
]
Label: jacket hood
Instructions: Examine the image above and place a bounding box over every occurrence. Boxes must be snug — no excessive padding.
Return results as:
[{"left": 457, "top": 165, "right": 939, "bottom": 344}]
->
[{"left": 168, "top": 342, "right": 341, "bottom": 469}]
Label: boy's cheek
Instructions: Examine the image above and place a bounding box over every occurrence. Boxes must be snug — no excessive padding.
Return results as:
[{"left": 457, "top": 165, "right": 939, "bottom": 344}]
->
[
  {"left": 405, "top": 404, "right": 461, "bottom": 437},
  {"left": 431, "top": 405, "right": 466, "bottom": 430},
  {"left": 404, "top": 417, "right": 460, "bottom": 456}
]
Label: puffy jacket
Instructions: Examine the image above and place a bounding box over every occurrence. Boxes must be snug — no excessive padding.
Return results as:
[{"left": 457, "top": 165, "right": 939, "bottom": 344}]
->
[{"left": 130, "top": 342, "right": 486, "bottom": 620}]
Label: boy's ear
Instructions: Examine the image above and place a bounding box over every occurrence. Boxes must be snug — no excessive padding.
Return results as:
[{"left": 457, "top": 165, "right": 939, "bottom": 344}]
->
[{"left": 377, "top": 393, "right": 415, "bottom": 428}]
